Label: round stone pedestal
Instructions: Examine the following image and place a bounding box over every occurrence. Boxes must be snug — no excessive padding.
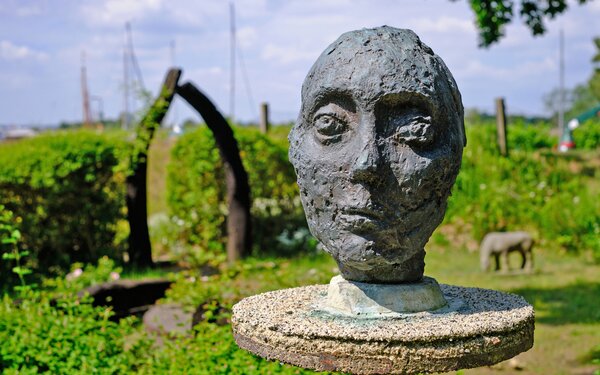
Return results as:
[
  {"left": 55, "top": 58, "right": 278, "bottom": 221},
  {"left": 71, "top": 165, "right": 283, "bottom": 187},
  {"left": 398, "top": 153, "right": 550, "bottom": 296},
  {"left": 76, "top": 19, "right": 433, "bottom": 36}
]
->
[{"left": 232, "top": 282, "right": 534, "bottom": 375}]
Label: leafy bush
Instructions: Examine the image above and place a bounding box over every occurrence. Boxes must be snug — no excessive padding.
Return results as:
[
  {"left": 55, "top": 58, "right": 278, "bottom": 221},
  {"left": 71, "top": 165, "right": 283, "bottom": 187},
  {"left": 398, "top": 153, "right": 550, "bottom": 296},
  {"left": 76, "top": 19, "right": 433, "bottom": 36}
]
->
[
  {"left": 0, "top": 257, "right": 151, "bottom": 374},
  {"left": 446, "top": 123, "right": 600, "bottom": 260},
  {"left": 0, "top": 205, "right": 25, "bottom": 290},
  {"left": 507, "top": 120, "right": 555, "bottom": 151},
  {"left": 0, "top": 251, "right": 334, "bottom": 374},
  {"left": 0, "top": 131, "right": 128, "bottom": 272},
  {"left": 167, "top": 127, "right": 307, "bottom": 264},
  {"left": 0, "top": 206, "right": 15, "bottom": 284},
  {"left": 573, "top": 119, "right": 600, "bottom": 150}
]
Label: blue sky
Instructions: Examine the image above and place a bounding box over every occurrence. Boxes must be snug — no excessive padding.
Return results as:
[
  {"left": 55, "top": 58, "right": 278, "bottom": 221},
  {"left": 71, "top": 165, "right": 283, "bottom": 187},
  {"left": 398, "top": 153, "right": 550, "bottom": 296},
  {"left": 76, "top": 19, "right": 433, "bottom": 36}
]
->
[{"left": 0, "top": 0, "right": 598, "bottom": 126}]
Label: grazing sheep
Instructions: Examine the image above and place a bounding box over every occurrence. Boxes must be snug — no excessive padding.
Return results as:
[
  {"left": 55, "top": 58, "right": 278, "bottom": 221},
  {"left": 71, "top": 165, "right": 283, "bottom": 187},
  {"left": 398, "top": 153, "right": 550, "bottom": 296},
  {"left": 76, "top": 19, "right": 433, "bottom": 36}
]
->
[{"left": 480, "top": 232, "right": 534, "bottom": 272}]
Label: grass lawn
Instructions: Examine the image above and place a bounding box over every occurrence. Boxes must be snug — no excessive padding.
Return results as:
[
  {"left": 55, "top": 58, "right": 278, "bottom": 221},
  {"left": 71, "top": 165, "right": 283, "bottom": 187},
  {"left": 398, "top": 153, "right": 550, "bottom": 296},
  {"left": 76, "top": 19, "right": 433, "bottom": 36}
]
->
[
  {"left": 152, "top": 239, "right": 599, "bottom": 374},
  {"left": 428, "top": 242, "right": 599, "bottom": 374}
]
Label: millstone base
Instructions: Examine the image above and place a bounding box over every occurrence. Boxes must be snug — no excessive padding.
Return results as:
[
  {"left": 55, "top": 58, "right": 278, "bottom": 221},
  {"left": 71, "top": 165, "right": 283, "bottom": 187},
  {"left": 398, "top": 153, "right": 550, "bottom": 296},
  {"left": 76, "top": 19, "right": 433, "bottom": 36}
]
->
[{"left": 232, "top": 283, "right": 534, "bottom": 375}]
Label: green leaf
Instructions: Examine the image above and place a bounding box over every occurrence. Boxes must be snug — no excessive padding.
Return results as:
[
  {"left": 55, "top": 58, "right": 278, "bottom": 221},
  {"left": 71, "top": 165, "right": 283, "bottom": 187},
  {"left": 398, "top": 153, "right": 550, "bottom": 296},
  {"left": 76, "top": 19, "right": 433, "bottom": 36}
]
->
[{"left": 12, "top": 266, "right": 31, "bottom": 275}]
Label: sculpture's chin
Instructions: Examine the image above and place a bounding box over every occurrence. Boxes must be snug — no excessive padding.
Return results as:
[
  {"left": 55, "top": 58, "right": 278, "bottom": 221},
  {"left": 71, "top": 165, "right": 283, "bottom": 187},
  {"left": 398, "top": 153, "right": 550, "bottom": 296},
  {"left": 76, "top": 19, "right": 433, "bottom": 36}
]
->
[
  {"left": 303, "top": 195, "right": 447, "bottom": 283},
  {"left": 317, "top": 231, "right": 427, "bottom": 283},
  {"left": 336, "top": 251, "right": 426, "bottom": 283}
]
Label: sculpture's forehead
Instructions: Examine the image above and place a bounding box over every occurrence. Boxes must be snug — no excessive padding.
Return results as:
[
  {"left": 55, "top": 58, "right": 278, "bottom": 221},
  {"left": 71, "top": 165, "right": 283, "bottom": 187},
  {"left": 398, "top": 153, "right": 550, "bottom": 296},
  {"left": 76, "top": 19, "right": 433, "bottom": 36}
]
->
[{"left": 302, "top": 38, "right": 441, "bottom": 111}]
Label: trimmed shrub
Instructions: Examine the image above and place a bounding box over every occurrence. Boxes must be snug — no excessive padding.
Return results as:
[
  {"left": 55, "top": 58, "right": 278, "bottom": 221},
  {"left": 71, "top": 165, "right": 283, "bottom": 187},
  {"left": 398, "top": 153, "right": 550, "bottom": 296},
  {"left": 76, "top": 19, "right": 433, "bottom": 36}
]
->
[
  {"left": 446, "top": 123, "right": 600, "bottom": 260},
  {"left": 167, "top": 126, "right": 307, "bottom": 263},
  {"left": 0, "top": 131, "right": 128, "bottom": 272},
  {"left": 573, "top": 119, "right": 600, "bottom": 150},
  {"left": 508, "top": 120, "right": 555, "bottom": 151}
]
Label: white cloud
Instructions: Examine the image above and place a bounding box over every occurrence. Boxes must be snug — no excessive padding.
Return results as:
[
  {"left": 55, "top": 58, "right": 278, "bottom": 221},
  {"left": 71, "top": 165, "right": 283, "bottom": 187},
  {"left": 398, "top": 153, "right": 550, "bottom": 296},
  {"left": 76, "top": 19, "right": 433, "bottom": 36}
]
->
[
  {"left": 80, "top": 0, "right": 230, "bottom": 27},
  {"left": 456, "top": 57, "right": 557, "bottom": 81},
  {"left": 410, "top": 16, "right": 474, "bottom": 34},
  {"left": 15, "top": 4, "right": 42, "bottom": 17},
  {"left": 261, "top": 43, "right": 317, "bottom": 65},
  {"left": 0, "top": 40, "right": 48, "bottom": 61},
  {"left": 0, "top": 71, "right": 33, "bottom": 89},
  {"left": 81, "top": 0, "right": 164, "bottom": 25},
  {"left": 238, "top": 27, "right": 258, "bottom": 49},
  {"left": 588, "top": 0, "right": 600, "bottom": 13},
  {"left": 186, "top": 66, "right": 226, "bottom": 83}
]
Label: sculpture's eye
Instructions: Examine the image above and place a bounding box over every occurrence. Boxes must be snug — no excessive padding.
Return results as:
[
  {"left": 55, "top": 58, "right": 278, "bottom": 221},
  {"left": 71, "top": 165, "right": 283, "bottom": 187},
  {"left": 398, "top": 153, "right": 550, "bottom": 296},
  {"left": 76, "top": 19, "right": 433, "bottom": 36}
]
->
[
  {"left": 312, "top": 102, "right": 354, "bottom": 144},
  {"left": 376, "top": 103, "right": 435, "bottom": 148},
  {"left": 393, "top": 114, "right": 434, "bottom": 147},
  {"left": 314, "top": 114, "right": 348, "bottom": 143}
]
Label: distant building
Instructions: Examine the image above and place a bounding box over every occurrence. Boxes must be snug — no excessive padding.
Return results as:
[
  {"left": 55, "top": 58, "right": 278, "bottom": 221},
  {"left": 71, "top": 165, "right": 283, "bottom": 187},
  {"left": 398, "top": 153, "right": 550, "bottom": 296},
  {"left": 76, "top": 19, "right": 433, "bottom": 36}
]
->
[{"left": 2, "top": 128, "right": 37, "bottom": 141}]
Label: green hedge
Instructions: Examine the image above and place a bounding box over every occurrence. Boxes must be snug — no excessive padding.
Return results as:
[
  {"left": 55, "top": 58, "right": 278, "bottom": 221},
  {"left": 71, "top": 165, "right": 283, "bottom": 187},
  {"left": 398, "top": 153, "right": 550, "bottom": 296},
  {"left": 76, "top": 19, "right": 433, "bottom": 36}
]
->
[
  {"left": 446, "top": 123, "right": 600, "bottom": 260},
  {"left": 573, "top": 119, "right": 600, "bottom": 150},
  {"left": 507, "top": 120, "right": 555, "bottom": 151},
  {"left": 167, "top": 127, "right": 307, "bottom": 263},
  {"left": 0, "top": 131, "right": 127, "bottom": 272},
  {"left": 0, "top": 205, "right": 18, "bottom": 288}
]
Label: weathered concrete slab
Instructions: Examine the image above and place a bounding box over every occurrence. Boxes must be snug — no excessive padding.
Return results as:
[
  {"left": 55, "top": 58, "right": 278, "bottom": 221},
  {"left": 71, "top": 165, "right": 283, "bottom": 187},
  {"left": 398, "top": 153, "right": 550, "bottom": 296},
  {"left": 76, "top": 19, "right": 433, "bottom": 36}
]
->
[
  {"left": 143, "top": 303, "right": 192, "bottom": 336},
  {"left": 232, "top": 283, "right": 534, "bottom": 375}
]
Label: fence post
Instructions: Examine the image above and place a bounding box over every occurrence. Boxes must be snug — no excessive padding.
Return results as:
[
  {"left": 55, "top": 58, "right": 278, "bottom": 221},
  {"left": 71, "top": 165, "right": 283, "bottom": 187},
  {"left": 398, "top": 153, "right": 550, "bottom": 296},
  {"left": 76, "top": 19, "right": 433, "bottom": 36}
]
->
[
  {"left": 495, "top": 97, "right": 508, "bottom": 157},
  {"left": 259, "top": 102, "right": 269, "bottom": 134}
]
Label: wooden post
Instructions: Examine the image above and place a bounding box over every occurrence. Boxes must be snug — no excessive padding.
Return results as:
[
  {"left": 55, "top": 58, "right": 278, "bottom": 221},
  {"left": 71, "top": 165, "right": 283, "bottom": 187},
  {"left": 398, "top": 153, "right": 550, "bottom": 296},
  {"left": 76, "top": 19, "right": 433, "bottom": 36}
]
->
[
  {"left": 176, "top": 82, "right": 252, "bottom": 263},
  {"left": 495, "top": 97, "right": 508, "bottom": 157},
  {"left": 126, "top": 68, "right": 182, "bottom": 268},
  {"left": 259, "top": 102, "right": 269, "bottom": 134}
]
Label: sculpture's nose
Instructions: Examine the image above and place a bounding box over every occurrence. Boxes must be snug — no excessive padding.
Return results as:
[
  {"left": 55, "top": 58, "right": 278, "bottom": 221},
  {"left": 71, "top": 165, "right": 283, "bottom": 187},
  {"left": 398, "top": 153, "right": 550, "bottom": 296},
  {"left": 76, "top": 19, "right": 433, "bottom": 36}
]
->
[{"left": 350, "top": 136, "right": 380, "bottom": 183}]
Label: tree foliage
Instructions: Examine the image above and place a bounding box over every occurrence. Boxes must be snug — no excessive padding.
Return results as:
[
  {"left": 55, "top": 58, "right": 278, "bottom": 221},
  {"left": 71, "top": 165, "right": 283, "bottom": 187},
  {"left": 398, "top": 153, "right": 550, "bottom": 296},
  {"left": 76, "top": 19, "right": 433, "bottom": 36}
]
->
[{"left": 466, "top": 0, "right": 590, "bottom": 47}]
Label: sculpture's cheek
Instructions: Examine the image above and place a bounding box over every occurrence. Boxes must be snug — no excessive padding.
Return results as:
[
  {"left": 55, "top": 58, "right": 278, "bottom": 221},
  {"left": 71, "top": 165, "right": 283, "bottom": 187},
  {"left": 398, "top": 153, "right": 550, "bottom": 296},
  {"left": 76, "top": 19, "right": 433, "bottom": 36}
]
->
[
  {"left": 295, "top": 157, "right": 342, "bottom": 227},
  {"left": 388, "top": 146, "right": 457, "bottom": 198}
]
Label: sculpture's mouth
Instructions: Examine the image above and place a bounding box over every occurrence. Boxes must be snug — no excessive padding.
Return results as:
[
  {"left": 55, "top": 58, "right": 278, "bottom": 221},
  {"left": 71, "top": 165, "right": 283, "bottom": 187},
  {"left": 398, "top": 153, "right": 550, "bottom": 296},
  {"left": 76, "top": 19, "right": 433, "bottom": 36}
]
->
[
  {"left": 342, "top": 207, "right": 385, "bottom": 220},
  {"left": 336, "top": 196, "right": 439, "bottom": 234},
  {"left": 339, "top": 207, "right": 386, "bottom": 232}
]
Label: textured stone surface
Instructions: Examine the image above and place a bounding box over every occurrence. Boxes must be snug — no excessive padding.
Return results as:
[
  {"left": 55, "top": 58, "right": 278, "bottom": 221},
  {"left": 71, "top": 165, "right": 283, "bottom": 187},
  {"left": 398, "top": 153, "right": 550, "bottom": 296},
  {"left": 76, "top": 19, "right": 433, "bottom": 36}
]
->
[
  {"left": 288, "top": 26, "right": 466, "bottom": 283},
  {"left": 143, "top": 303, "right": 192, "bottom": 336},
  {"left": 323, "top": 275, "right": 447, "bottom": 316},
  {"left": 232, "top": 284, "right": 534, "bottom": 375}
]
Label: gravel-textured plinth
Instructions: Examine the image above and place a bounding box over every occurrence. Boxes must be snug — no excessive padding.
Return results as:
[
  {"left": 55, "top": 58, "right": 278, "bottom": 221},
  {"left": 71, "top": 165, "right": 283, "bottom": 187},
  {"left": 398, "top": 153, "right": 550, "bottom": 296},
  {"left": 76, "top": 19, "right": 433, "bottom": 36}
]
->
[{"left": 232, "top": 283, "right": 534, "bottom": 375}]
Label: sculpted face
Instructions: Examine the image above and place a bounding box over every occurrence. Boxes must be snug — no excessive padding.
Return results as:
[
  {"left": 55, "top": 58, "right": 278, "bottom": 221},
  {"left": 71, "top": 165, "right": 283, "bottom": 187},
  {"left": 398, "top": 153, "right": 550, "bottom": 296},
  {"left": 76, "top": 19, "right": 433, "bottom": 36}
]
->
[{"left": 289, "top": 27, "right": 465, "bottom": 283}]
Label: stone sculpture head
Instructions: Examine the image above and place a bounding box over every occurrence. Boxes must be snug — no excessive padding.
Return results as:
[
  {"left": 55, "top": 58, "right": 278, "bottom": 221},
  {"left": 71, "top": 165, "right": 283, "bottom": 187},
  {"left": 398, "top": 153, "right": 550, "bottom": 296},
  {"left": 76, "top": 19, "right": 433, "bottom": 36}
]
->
[{"left": 289, "top": 26, "right": 466, "bottom": 283}]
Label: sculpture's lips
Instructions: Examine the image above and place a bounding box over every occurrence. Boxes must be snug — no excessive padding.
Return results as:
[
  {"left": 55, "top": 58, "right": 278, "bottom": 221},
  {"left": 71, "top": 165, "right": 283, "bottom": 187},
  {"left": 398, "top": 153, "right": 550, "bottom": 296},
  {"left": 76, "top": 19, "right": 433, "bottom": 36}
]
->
[
  {"left": 337, "top": 197, "right": 437, "bottom": 233},
  {"left": 342, "top": 207, "right": 385, "bottom": 221},
  {"left": 339, "top": 207, "right": 387, "bottom": 231}
]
